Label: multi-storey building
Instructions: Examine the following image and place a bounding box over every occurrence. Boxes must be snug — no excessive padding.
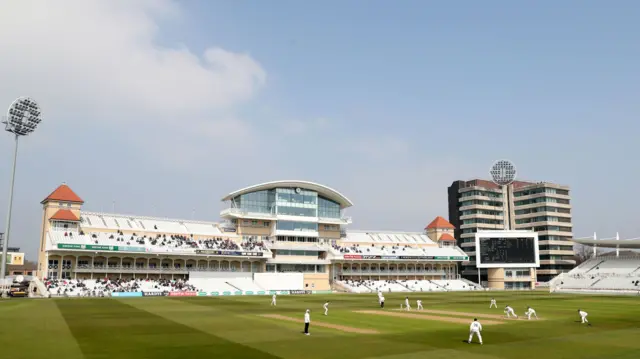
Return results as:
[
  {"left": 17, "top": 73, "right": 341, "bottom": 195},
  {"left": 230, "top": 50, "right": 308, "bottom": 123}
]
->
[{"left": 448, "top": 179, "right": 575, "bottom": 282}]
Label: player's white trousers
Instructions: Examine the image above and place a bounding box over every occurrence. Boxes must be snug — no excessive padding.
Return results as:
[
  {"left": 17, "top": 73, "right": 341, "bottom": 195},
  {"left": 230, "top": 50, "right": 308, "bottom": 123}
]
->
[
  {"left": 581, "top": 315, "right": 588, "bottom": 323},
  {"left": 468, "top": 330, "right": 482, "bottom": 344}
]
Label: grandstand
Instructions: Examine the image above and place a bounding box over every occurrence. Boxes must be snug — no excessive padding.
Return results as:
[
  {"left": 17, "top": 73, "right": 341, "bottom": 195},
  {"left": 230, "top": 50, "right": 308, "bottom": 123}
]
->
[
  {"left": 36, "top": 181, "right": 478, "bottom": 296},
  {"left": 551, "top": 234, "right": 640, "bottom": 294}
]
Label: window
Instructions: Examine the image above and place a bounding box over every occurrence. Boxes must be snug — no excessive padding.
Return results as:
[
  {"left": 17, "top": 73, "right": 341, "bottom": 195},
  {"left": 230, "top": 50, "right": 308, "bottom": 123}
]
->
[
  {"left": 276, "top": 236, "right": 319, "bottom": 243},
  {"left": 263, "top": 221, "right": 269, "bottom": 227},
  {"left": 276, "top": 221, "right": 318, "bottom": 232},
  {"left": 276, "top": 250, "right": 319, "bottom": 256},
  {"left": 276, "top": 264, "right": 318, "bottom": 272},
  {"left": 461, "top": 209, "right": 503, "bottom": 216},
  {"left": 232, "top": 190, "right": 276, "bottom": 214},
  {"left": 462, "top": 218, "right": 502, "bottom": 225},
  {"left": 460, "top": 200, "right": 503, "bottom": 208},
  {"left": 277, "top": 206, "right": 317, "bottom": 217},
  {"left": 318, "top": 196, "right": 340, "bottom": 218}
]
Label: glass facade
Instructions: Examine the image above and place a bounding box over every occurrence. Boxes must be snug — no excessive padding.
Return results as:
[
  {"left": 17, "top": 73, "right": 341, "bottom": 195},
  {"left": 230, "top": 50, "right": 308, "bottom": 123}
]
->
[
  {"left": 276, "top": 250, "right": 319, "bottom": 256},
  {"left": 277, "top": 206, "right": 317, "bottom": 217},
  {"left": 504, "top": 282, "right": 531, "bottom": 289},
  {"left": 276, "top": 188, "right": 318, "bottom": 217},
  {"left": 231, "top": 187, "right": 345, "bottom": 218},
  {"left": 275, "top": 264, "right": 325, "bottom": 273},
  {"left": 232, "top": 190, "right": 275, "bottom": 214},
  {"left": 276, "top": 221, "right": 318, "bottom": 232},
  {"left": 318, "top": 197, "right": 341, "bottom": 218},
  {"left": 276, "top": 188, "right": 317, "bottom": 205}
]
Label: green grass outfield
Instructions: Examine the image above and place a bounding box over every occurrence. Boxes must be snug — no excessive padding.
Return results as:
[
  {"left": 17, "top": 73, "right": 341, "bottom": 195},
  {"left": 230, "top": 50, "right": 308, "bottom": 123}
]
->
[{"left": 1, "top": 291, "right": 639, "bottom": 359}]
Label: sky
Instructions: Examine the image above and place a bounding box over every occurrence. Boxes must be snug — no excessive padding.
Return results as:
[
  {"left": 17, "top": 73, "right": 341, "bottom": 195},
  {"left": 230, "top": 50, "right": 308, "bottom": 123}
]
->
[{"left": 0, "top": 0, "right": 639, "bottom": 259}]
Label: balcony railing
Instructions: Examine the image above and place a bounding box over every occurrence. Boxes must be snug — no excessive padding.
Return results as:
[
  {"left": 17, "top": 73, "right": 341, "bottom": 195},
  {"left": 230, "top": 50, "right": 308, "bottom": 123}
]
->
[
  {"left": 71, "top": 265, "right": 259, "bottom": 274},
  {"left": 337, "top": 269, "right": 447, "bottom": 275},
  {"left": 220, "top": 208, "right": 276, "bottom": 218},
  {"left": 220, "top": 208, "right": 352, "bottom": 223}
]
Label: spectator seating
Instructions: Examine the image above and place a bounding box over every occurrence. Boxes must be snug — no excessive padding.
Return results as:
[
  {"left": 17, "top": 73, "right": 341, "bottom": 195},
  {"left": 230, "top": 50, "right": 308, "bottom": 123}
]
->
[
  {"left": 48, "top": 230, "right": 270, "bottom": 255},
  {"left": 337, "top": 279, "right": 478, "bottom": 293},
  {"left": 552, "top": 254, "right": 640, "bottom": 294},
  {"left": 328, "top": 243, "right": 465, "bottom": 258}
]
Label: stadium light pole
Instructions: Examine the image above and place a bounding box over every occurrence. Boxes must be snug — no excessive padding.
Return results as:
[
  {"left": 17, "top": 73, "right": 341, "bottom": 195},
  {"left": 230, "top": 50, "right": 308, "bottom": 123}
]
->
[{"left": 1, "top": 97, "right": 43, "bottom": 280}]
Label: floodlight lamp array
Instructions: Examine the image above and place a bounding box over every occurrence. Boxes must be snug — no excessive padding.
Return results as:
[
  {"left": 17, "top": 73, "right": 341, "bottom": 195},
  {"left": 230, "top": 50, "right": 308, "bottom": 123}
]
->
[
  {"left": 489, "top": 159, "right": 517, "bottom": 186},
  {"left": 4, "top": 97, "right": 42, "bottom": 136}
]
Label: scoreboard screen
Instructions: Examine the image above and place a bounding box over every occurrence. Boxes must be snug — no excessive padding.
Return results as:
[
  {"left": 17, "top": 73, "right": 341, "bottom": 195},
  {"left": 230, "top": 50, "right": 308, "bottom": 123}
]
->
[{"left": 475, "top": 232, "right": 539, "bottom": 268}]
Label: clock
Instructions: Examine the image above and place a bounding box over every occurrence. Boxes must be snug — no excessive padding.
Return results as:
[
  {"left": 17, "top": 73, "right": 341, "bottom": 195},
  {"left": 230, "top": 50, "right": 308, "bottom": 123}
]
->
[{"left": 295, "top": 188, "right": 302, "bottom": 194}]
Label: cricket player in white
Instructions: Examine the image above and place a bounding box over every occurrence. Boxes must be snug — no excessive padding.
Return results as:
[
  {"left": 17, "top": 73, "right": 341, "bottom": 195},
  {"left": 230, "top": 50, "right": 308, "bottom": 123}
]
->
[
  {"left": 504, "top": 305, "right": 518, "bottom": 318},
  {"left": 467, "top": 318, "right": 483, "bottom": 345},
  {"left": 304, "top": 309, "right": 311, "bottom": 335},
  {"left": 525, "top": 307, "right": 538, "bottom": 320},
  {"left": 379, "top": 295, "right": 385, "bottom": 308},
  {"left": 271, "top": 294, "right": 277, "bottom": 306},
  {"left": 323, "top": 301, "right": 330, "bottom": 316},
  {"left": 416, "top": 299, "right": 423, "bottom": 310},
  {"left": 490, "top": 298, "right": 497, "bottom": 308},
  {"left": 578, "top": 309, "right": 589, "bottom": 324},
  {"left": 404, "top": 297, "right": 411, "bottom": 311}
]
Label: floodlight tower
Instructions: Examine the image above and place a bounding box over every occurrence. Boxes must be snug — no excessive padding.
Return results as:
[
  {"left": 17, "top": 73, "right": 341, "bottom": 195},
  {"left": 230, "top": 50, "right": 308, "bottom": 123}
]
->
[
  {"left": 1, "top": 97, "right": 43, "bottom": 279},
  {"left": 489, "top": 159, "right": 517, "bottom": 231}
]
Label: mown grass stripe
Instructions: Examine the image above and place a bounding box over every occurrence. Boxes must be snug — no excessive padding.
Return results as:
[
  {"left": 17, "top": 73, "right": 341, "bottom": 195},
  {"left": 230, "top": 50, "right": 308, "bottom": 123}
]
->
[
  {"left": 259, "top": 313, "right": 380, "bottom": 334},
  {"left": 356, "top": 310, "right": 505, "bottom": 325},
  {"left": 56, "top": 298, "right": 280, "bottom": 359},
  {"left": 0, "top": 300, "right": 85, "bottom": 359}
]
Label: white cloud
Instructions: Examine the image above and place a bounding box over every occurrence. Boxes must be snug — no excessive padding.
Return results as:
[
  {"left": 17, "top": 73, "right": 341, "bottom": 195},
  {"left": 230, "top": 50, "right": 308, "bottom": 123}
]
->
[{"left": 0, "top": 0, "right": 265, "bottom": 124}]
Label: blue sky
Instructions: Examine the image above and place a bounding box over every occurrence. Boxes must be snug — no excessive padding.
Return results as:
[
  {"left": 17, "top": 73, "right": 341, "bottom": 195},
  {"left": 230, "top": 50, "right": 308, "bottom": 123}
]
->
[{"left": 0, "top": 0, "right": 639, "bottom": 258}]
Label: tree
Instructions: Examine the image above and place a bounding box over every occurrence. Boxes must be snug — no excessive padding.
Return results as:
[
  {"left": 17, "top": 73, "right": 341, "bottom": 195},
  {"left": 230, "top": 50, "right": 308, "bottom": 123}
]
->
[{"left": 573, "top": 244, "right": 605, "bottom": 265}]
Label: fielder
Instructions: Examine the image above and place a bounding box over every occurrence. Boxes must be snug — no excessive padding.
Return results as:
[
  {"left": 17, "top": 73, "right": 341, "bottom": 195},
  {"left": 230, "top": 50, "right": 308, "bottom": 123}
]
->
[
  {"left": 379, "top": 295, "right": 385, "bottom": 308},
  {"left": 271, "top": 294, "right": 277, "bottom": 306},
  {"left": 525, "top": 306, "right": 538, "bottom": 320},
  {"left": 578, "top": 309, "right": 589, "bottom": 324},
  {"left": 323, "top": 301, "right": 330, "bottom": 316},
  {"left": 504, "top": 305, "right": 518, "bottom": 319},
  {"left": 467, "top": 318, "right": 483, "bottom": 345},
  {"left": 490, "top": 298, "right": 497, "bottom": 308},
  {"left": 404, "top": 296, "right": 411, "bottom": 311},
  {"left": 416, "top": 299, "right": 423, "bottom": 310}
]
